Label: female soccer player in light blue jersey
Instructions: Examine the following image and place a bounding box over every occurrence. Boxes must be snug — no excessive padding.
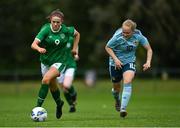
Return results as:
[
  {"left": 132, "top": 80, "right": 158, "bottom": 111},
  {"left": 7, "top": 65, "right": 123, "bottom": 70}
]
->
[{"left": 105, "top": 19, "right": 153, "bottom": 118}]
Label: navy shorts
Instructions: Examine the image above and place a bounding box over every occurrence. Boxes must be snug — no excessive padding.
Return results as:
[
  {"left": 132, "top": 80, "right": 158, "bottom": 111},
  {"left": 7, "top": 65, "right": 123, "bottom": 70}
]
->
[{"left": 109, "top": 62, "right": 136, "bottom": 83}]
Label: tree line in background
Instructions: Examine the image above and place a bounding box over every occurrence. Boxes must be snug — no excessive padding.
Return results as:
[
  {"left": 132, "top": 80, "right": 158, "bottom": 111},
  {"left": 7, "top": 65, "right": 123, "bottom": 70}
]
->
[{"left": 0, "top": 0, "right": 180, "bottom": 74}]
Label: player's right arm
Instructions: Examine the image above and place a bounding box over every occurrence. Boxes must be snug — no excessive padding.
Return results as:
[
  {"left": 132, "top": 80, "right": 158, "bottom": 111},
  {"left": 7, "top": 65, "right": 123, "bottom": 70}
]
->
[
  {"left": 105, "top": 46, "right": 123, "bottom": 69},
  {"left": 31, "top": 24, "right": 48, "bottom": 54},
  {"left": 31, "top": 39, "right": 46, "bottom": 54},
  {"left": 105, "top": 37, "right": 123, "bottom": 69}
]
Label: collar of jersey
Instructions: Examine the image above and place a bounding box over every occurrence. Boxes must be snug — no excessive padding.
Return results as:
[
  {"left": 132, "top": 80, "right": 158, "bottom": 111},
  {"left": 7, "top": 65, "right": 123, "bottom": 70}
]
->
[{"left": 50, "top": 24, "right": 61, "bottom": 33}]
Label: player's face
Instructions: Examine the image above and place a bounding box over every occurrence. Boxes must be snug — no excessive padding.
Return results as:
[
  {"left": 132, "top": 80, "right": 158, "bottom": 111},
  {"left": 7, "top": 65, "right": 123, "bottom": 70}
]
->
[
  {"left": 122, "top": 25, "right": 133, "bottom": 39},
  {"left": 50, "top": 16, "right": 62, "bottom": 31}
]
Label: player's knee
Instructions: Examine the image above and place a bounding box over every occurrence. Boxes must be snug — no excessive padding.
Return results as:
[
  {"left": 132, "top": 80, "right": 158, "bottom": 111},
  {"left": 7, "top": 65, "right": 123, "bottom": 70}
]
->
[
  {"left": 49, "top": 85, "right": 58, "bottom": 92},
  {"left": 42, "top": 76, "right": 51, "bottom": 84},
  {"left": 113, "top": 83, "right": 120, "bottom": 91},
  {"left": 113, "top": 86, "right": 120, "bottom": 91},
  {"left": 62, "top": 86, "right": 69, "bottom": 92},
  {"left": 63, "top": 81, "right": 72, "bottom": 89},
  {"left": 123, "top": 79, "right": 132, "bottom": 84}
]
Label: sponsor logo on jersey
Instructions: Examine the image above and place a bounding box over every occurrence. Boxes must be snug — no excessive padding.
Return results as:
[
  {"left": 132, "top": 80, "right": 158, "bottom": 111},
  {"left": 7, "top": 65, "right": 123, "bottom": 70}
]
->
[{"left": 55, "top": 39, "right": 60, "bottom": 45}]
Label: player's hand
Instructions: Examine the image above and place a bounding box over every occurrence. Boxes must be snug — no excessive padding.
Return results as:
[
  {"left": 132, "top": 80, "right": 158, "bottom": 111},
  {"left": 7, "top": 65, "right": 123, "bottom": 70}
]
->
[
  {"left": 74, "top": 54, "right": 79, "bottom": 61},
  {"left": 114, "top": 59, "right": 123, "bottom": 70},
  {"left": 71, "top": 49, "right": 77, "bottom": 55},
  {"left": 38, "top": 48, "right": 46, "bottom": 54},
  {"left": 143, "top": 61, "right": 151, "bottom": 71}
]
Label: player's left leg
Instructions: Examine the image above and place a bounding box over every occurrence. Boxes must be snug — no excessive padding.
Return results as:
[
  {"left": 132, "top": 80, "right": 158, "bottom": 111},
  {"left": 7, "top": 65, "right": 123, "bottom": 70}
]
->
[
  {"left": 57, "top": 68, "right": 77, "bottom": 112},
  {"left": 49, "top": 79, "right": 64, "bottom": 119},
  {"left": 120, "top": 70, "right": 135, "bottom": 118},
  {"left": 120, "top": 63, "right": 136, "bottom": 118},
  {"left": 62, "top": 68, "right": 77, "bottom": 112},
  {"left": 47, "top": 63, "right": 66, "bottom": 119},
  {"left": 66, "top": 85, "right": 77, "bottom": 112}
]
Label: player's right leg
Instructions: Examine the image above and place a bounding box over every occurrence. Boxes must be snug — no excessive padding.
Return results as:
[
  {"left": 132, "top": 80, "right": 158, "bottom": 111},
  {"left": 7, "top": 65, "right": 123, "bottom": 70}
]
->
[
  {"left": 112, "top": 83, "right": 121, "bottom": 111},
  {"left": 37, "top": 63, "right": 49, "bottom": 107},
  {"left": 36, "top": 63, "right": 51, "bottom": 107},
  {"left": 109, "top": 66, "right": 123, "bottom": 112}
]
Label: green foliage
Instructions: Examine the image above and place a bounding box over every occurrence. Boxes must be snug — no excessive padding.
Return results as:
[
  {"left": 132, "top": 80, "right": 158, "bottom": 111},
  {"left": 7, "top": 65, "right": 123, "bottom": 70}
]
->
[{"left": 0, "top": 0, "right": 179, "bottom": 71}]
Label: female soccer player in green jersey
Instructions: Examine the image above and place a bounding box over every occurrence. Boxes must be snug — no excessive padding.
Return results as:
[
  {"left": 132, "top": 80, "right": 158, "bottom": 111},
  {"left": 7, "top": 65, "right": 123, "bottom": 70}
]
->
[
  {"left": 31, "top": 9, "right": 80, "bottom": 119},
  {"left": 105, "top": 19, "right": 153, "bottom": 118},
  {"left": 41, "top": 36, "right": 79, "bottom": 113},
  {"left": 57, "top": 36, "right": 79, "bottom": 113}
]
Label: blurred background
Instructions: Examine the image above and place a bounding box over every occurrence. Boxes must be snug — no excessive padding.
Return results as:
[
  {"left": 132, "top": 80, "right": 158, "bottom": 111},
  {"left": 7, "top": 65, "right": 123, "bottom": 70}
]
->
[
  {"left": 0, "top": 0, "right": 180, "bottom": 82},
  {"left": 0, "top": 1, "right": 180, "bottom": 126}
]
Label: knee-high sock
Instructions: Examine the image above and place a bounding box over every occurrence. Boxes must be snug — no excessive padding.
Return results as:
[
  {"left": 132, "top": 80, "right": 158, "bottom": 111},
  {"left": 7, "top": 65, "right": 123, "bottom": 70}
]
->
[
  {"left": 51, "top": 89, "right": 62, "bottom": 106},
  {"left": 68, "top": 85, "right": 77, "bottom": 97},
  {"left": 64, "top": 85, "right": 76, "bottom": 105},
  {"left": 37, "top": 84, "right": 49, "bottom": 107},
  {"left": 121, "top": 83, "right": 132, "bottom": 110},
  {"left": 112, "top": 88, "right": 120, "bottom": 101},
  {"left": 63, "top": 91, "right": 72, "bottom": 105}
]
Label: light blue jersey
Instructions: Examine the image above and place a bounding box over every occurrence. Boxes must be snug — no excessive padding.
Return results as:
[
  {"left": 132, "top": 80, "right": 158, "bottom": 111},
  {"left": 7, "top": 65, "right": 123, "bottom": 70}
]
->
[{"left": 106, "top": 28, "right": 149, "bottom": 66}]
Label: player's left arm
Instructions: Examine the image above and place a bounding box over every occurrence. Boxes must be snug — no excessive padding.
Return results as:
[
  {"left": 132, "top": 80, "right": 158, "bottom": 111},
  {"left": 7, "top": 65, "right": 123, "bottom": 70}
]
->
[
  {"left": 139, "top": 34, "right": 153, "bottom": 71},
  {"left": 72, "top": 29, "right": 80, "bottom": 56},
  {"left": 143, "top": 44, "right": 153, "bottom": 71}
]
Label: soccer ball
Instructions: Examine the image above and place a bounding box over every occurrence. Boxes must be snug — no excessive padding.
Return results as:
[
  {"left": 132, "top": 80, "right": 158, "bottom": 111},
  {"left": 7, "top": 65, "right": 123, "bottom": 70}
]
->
[{"left": 30, "top": 107, "right": 47, "bottom": 122}]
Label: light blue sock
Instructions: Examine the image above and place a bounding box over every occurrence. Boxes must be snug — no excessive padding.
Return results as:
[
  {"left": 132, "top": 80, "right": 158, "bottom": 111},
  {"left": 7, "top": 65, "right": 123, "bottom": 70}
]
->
[{"left": 121, "top": 83, "right": 132, "bottom": 110}]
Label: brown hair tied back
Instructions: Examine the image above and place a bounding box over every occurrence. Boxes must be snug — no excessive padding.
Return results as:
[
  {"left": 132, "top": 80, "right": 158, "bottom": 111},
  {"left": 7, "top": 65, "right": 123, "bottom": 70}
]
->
[{"left": 47, "top": 9, "right": 64, "bottom": 21}]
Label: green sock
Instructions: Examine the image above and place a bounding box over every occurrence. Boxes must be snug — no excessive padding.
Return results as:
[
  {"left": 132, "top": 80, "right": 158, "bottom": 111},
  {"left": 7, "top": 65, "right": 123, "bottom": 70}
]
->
[
  {"left": 63, "top": 91, "right": 72, "bottom": 105},
  {"left": 64, "top": 86, "right": 77, "bottom": 105},
  {"left": 68, "top": 86, "right": 77, "bottom": 97},
  {"left": 37, "top": 84, "right": 49, "bottom": 107},
  {"left": 51, "top": 89, "right": 62, "bottom": 106}
]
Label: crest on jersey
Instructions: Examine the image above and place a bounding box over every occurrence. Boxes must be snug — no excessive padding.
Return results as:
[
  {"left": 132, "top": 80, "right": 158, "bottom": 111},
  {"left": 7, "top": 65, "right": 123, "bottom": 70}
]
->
[
  {"left": 133, "top": 41, "right": 139, "bottom": 45},
  {"left": 60, "top": 33, "right": 65, "bottom": 39}
]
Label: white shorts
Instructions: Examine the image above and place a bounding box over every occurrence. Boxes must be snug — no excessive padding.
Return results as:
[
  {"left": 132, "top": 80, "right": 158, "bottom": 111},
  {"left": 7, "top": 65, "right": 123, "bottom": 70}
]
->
[
  {"left": 41, "top": 63, "right": 65, "bottom": 75},
  {"left": 41, "top": 63, "right": 75, "bottom": 84},
  {"left": 57, "top": 68, "right": 75, "bottom": 84}
]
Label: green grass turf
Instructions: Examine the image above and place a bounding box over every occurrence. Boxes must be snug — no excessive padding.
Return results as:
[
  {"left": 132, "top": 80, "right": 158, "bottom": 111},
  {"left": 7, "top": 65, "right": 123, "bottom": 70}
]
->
[{"left": 0, "top": 79, "right": 180, "bottom": 127}]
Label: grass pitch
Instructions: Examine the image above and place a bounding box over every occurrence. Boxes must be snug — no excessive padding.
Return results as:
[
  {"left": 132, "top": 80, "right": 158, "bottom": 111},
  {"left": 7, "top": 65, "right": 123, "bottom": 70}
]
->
[{"left": 0, "top": 79, "right": 180, "bottom": 127}]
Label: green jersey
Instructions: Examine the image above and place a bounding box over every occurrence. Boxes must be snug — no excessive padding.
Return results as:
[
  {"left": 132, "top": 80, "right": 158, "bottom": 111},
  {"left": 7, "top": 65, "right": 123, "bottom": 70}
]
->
[
  {"left": 35, "top": 23, "right": 74, "bottom": 66},
  {"left": 65, "top": 35, "right": 76, "bottom": 69}
]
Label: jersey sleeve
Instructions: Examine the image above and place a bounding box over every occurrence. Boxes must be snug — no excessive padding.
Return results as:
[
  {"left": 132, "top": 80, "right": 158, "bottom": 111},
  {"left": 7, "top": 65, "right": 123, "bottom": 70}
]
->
[
  {"left": 35, "top": 24, "right": 49, "bottom": 42},
  {"left": 67, "top": 26, "right": 75, "bottom": 37},
  {"left": 138, "top": 35, "right": 149, "bottom": 46},
  {"left": 106, "top": 36, "right": 118, "bottom": 48}
]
